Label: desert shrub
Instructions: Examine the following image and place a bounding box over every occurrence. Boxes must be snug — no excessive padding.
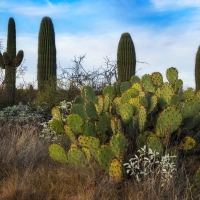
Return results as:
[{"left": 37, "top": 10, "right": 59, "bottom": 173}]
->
[{"left": 0, "top": 103, "right": 49, "bottom": 127}]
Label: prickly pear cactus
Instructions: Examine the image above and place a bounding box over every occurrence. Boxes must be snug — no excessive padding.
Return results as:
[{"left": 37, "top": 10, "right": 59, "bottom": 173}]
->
[{"left": 49, "top": 66, "right": 200, "bottom": 182}]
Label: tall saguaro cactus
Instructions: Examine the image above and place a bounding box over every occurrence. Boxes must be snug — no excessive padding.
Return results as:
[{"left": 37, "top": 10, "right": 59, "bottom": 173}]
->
[
  {"left": 37, "top": 16, "right": 57, "bottom": 92},
  {"left": 195, "top": 45, "right": 200, "bottom": 92},
  {"left": 117, "top": 32, "right": 136, "bottom": 82},
  {"left": 0, "top": 17, "right": 24, "bottom": 106}
]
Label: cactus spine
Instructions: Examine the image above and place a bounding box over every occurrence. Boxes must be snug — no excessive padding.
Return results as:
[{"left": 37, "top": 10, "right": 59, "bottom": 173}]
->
[
  {"left": 0, "top": 17, "right": 24, "bottom": 106},
  {"left": 37, "top": 16, "right": 57, "bottom": 92},
  {"left": 195, "top": 45, "right": 200, "bottom": 92},
  {"left": 117, "top": 32, "right": 136, "bottom": 82}
]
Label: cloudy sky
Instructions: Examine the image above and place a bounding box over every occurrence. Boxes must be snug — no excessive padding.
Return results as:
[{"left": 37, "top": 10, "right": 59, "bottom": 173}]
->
[{"left": 0, "top": 0, "right": 200, "bottom": 89}]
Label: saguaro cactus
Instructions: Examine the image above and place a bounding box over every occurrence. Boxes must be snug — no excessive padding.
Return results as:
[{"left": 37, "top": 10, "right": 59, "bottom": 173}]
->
[
  {"left": 195, "top": 45, "right": 200, "bottom": 92},
  {"left": 0, "top": 17, "right": 24, "bottom": 106},
  {"left": 37, "top": 16, "right": 57, "bottom": 92},
  {"left": 117, "top": 32, "right": 136, "bottom": 82}
]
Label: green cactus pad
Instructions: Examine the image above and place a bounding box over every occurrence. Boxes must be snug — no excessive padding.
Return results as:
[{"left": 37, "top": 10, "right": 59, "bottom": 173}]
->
[
  {"left": 148, "top": 136, "right": 164, "bottom": 156},
  {"left": 136, "top": 131, "right": 154, "bottom": 149},
  {"left": 78, "top": 135, "right": 100, "bottom": 150},
  {"left": 141, "top": 74, "right": 156, "bottom": 93},
  {"left": 138, "top": 105, "right": 147, "bottom": 132},
  {"left": 138, "top": 91, "right": 146, "bottom": 98},
  {"left": 179, "top": 136, "right": 196, "bottom": 150},
  {"left": 82, "top": 147, "right": 91, "bottom": 162},
  {"left": 129, "top": 97, "right": 140, "bottom": 113},
  {"left": 52, "top": 106, "right": 62, "bottom": 120},
  {"left": 103, "top": 85, "right": 116, "bottom": 101},
  {"left": 95, "top": 95, "right": 104, "bottom": 115},
  {"left": 67, "top": 114, "right": 83, "bottom": 134},
  {"left": 119, "top": 103, "right": 134, "bottom": 124},
  {"left": 81, "top": 86, "right": 98, "bottom": 104},
  {"left": 67, "top": 146, "right": 87, "bottom": 168},
  {"left": 74, "top": 96, "right": 84, "bottom": 104},
  {"left": 174, "top": 79, "right": 183, "bottom": 93},
  {"left": 103, "top": 94, "right": 110, "bottom": 112},
  {"left": 64, "top": 125, "right": 78, "bottom": 144},
  {"left": 170, "top": 94, "right": 179, "bottom": 106},
  {"left": 156, "top": 106, "right": 182, "bottom": 137},
  {"left": 125, "top": 88, "right": 139, "bottom": 98},
  {"left": 71, "top": 104, "right": 88, "bottom": 121},
  {"left": 181, "top": 97, "right": 200, "bottom": 120},
  {"left": 181, "top": 89, "right": 195, "bottom": 101},
  {"left": 195, "top": 167, "right": 200, "bottom": 189},
  {"left": 110, "top": 116, "right": 119, "bottom": 135},
  {"left": 156, "top": 83, "right": 174, "bottom": 109},
  {"left": 131, "top": 82, "right": 143, "bottom": 92},
  {"left": 130, "top": 75, "right": 140, "bottom": 85},
  {"left": 95, "top": 114, "right": 109, "bottom": 136},
  {"left": 121, "top": 92, "right": 132, "bottom": 103},
  {"left": 81, "top": 121, "right": 96, "bottom": 136},
  {"left": 110, "top": 133, "right": 127, "bottom": 159},
  {"left": 98, "top": 145, "right": 115, "bottom": 171},
  {"left": 49, "top": 118, "right": 65, "bottom": 133},
  {"left": 49, "top": 144, "right": 68, "bottom": 163},
  {"left": 166, "top": 67, "right": 178, "bottom": 85},
  {"left": 85, "top": 101, "right": 98, "bottom": 120},
  {"left": 120, "top": 81, "right": 131, "bottom": 93},
  {"left": 151, "top": 72, "right": 163, "bottom": 87},
  {"left": 139, "top": 96, "right": 149, "bottom": 110},
  {"left": 148, "top": 94, "right": 157, "bottom": 114},
  {"left": 109, "top": 159, "right": 123, "bottom": 182}
]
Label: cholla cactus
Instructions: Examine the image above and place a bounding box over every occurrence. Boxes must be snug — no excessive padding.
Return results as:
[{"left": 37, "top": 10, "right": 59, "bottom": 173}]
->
[{"left": 123, "top": 145, "right": 177, "bottom": 186}]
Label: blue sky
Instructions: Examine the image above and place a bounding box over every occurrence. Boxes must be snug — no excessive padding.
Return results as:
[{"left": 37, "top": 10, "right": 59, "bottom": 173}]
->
[{"left": 0, "top": 0, "right": 200, "bottom": 89}]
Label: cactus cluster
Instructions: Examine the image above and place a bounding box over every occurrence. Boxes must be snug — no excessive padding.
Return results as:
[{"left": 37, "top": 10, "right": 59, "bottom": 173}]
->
[{"left": 49, "top": 66, "right": 200, "bottom": 182}]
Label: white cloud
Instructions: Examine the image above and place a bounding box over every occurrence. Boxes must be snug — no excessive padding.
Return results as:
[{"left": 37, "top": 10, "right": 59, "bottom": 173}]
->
[{"left": 151, "top": 0, "right": 200, "bottom": 10}]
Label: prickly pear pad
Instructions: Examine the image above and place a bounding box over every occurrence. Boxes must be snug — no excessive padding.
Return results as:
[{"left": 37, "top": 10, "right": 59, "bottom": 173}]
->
[
  {"left": 85, "top": 101, "right": 98, "bottom": 120},
  {"left": 98, "top": 145, "right": 115, "bottom": 171},
  {"left": 148, "top": 136, "right": 164, "bottom": 156},
  {"left": 64, "top": 125, "right": 78, "bottom": 144},
  {"left": 138, "top": 105, "right": 147, "bottom": 132},
  {"left": 151, "top": 72, "right": 163, "bottom": 87},
  {"left": 141, "top": 74, "right": 156, "bottom": 93},
  {"left": 119, "top": 103, "right": 134, "bottom": 124},
  {"left": 148, "top": 94, "right": 157, "bottom": 114},
  {"left": 130, "top": 75, "right": 140, "bottom": 85},
  {"left": 49, "top": 118, "right": 65, "bottom": 133},
  {"left": 49, "top": 144, "right": 68, "bottom": 163},
  {"left": 179, "top": 136, "right": 196, "bottom": 150},
  {"left": 109, "top": 159, "right": 123, "bottom": 181},
  {"left": 71, "top": 104, "right": 88, "bottom": 121},
  {"left": 156, "top": 106, "right": 182, "bottom": 137},
  {"left": 81, "top": 86, "right": 98, "bottom": 104},
  {"left": 82, "top": 147, "right": 91, "bottom": 162},
  {"left": 166, "top": 67, "right": 178, "bottom": 85},
  {"left": 67, "top": 146, "right": 87, "bottom": 168},
  {"left": 110, "top": 133, "right": 127, "bottom": 159},
  {"left": 181, "top": 89, "right": 195, "bottom": 101},
  {"left": 67, "top": 114, "right": 83, "bottom": 134},
  {"left": 78, "top": 135, "right": 100, "bottom": 150},
  {"left": 181, "top": 97, "right": 200, "bottom": 120},
  {"left": 103, "top": 85, "right": 116, "bottom": 101}
]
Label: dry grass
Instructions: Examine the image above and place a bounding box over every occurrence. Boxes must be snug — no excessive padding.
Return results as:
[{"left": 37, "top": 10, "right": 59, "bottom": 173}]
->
[{"left": 0, "top": 123, "right": 200, "bottom": 200}]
